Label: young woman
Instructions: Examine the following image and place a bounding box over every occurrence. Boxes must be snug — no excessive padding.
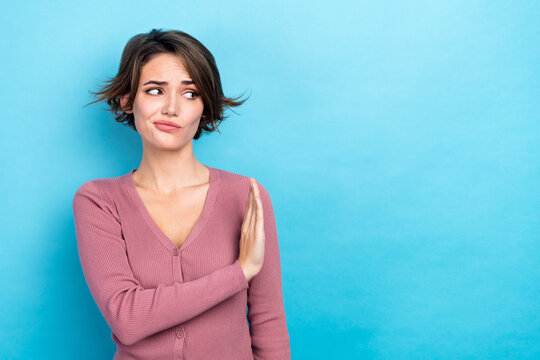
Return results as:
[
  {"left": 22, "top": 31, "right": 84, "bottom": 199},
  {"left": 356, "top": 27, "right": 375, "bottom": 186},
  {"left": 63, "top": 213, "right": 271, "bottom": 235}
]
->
[{"left": 73, "top": 28, "right": 291, "bottom": 359}]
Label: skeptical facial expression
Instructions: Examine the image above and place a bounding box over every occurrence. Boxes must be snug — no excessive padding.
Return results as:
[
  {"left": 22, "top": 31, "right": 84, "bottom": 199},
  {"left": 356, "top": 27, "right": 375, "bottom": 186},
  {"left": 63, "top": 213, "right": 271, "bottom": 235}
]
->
[{"left": 121, "top": 52, "right": 204, "bottom": 150}]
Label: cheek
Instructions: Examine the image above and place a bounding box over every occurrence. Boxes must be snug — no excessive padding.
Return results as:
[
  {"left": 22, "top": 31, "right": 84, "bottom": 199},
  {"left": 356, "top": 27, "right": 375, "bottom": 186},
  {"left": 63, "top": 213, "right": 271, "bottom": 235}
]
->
[
  {"left": 133, "top": 101, "right": 160, "bottom": 129},
  {"left": 191, "top": 101, "right": 205, "bottom": 119},
  {"left": 134, "top": 99, "right": 159, "bottom": 117}
]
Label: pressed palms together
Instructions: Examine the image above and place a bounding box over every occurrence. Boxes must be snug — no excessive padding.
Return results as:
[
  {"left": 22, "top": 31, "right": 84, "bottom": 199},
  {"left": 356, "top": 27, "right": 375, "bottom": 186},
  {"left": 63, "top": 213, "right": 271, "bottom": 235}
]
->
[{"left": 237, "top": 178, "right": 265, "bottom": 282}]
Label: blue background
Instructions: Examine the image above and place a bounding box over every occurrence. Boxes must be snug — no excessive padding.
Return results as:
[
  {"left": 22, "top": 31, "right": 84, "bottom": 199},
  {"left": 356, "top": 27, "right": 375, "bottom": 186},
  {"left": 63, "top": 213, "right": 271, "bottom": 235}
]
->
[{"left": 1, "top": 1, "right": 539, "bottom": 359}]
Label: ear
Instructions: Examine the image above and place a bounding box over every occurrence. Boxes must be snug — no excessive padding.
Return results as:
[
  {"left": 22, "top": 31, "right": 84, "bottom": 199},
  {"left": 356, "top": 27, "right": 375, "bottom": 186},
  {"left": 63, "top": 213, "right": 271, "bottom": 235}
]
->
[{"left": 120, "top": 94, "right": 133, "bottom": 114}]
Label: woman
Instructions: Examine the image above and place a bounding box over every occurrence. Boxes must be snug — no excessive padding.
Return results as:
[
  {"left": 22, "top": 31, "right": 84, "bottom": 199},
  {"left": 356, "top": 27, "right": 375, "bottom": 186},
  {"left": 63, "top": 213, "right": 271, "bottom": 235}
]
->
[{"left": 73, "top": 28, "right": 291, "bottom": 359}]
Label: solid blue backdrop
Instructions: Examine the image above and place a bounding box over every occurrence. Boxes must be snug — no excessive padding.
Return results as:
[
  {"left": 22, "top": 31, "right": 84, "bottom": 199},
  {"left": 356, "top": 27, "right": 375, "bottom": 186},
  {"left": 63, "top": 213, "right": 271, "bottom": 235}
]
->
[{"left": 1, "top": 1, "right": 538, "bottom": 359}]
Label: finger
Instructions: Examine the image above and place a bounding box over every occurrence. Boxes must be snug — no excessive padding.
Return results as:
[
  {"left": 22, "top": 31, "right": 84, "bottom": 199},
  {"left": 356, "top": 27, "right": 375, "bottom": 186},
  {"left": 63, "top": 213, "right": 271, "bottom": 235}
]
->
[
  {"left": 253, "top": 181, "right": 264, "bottom": 233},
  {"left": 244, "top": 179, "right": 253, "bottom": 214},
  {"left": 243, "top": 180, "right": 254, "bottom": 233},
  {"left": 249, "top": 180, "right": 260, "bottom": 231},
  {"left": 248, "top": 181, "right": 259, "bottom": 233},
  {"left": 247, "top": 179, "right": 258, "bottom": 232}
]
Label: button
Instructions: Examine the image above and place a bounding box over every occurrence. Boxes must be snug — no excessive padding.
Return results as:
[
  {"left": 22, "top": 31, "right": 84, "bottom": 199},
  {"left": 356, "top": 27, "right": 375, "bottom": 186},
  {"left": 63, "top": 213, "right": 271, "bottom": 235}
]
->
[
  {"left": 176, "top": 329, "right": 184, "bottom": 339},
  {"left": 173, "top": 248, "right": 179, "bottom": 256}
]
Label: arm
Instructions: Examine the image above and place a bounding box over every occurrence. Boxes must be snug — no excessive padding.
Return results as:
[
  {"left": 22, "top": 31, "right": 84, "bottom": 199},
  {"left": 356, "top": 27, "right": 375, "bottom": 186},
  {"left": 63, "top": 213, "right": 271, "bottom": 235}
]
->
[
  {"left": 247, "top": 183, "right": 291, "bottom": 359},
  {"left": 72, "top": 181, "right": 249, "bottom": 346}
]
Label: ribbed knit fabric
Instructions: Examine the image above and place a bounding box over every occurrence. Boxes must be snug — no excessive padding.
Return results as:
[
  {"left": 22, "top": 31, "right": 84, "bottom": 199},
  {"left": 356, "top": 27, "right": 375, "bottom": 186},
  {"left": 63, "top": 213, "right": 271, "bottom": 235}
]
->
[{"left": 72, "top": 166, "right": 291, "bottom": 360}]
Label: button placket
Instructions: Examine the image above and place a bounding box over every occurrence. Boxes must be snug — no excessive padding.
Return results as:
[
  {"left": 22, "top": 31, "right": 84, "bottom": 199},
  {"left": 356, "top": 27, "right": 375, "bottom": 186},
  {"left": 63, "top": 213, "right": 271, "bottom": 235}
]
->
[
  {"left": 174, "top": 325, "right": 185, "bottom": 359},
  {"left": 172, "top": 247, "right": 185, "bottom": 358},
  {"left": 172, "top": 247, "right": 184, "bottom": 283}
]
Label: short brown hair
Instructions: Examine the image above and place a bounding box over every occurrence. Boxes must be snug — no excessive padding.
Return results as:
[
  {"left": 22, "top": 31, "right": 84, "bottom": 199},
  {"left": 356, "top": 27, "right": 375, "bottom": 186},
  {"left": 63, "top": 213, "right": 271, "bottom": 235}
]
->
[{"left": 85, "top": 28, "right": 249, "bottom": 139}]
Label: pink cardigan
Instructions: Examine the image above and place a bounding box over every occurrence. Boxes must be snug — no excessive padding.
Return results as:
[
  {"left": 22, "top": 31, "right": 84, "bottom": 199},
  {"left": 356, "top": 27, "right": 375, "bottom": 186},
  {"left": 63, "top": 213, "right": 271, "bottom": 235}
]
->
[{"left": 72, "top": 166, "right": 291, "bottom": 359}]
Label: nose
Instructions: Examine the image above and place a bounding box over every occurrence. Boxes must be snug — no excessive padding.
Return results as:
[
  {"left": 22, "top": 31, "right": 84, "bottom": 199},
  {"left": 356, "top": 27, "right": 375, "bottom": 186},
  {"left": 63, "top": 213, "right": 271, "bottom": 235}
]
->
[{"left": 162, "top": 91, "right": 180, "bottom": 116}]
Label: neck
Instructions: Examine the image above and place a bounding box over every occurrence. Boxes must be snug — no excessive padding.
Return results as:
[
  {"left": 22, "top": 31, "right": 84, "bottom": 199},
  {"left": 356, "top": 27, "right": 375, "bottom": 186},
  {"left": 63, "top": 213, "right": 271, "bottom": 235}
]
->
[{"left": 133, "top": 141, "right": 209, "bottom": 194}]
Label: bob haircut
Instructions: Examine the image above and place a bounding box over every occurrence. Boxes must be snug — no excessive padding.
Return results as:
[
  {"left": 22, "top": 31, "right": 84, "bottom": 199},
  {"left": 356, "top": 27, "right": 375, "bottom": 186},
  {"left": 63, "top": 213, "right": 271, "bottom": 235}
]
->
[{"left": 86, "top": 28, "right": 248, "bottom": 139}]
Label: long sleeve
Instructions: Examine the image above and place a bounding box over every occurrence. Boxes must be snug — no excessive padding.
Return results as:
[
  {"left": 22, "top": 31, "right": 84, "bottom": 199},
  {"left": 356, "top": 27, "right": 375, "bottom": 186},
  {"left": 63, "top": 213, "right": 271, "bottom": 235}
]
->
[
  {"left": 72, "top": 181, "right": 249, "bottom": 346},
  {"left": 247, "top": 183, "right": 291, "bottom": 359}
]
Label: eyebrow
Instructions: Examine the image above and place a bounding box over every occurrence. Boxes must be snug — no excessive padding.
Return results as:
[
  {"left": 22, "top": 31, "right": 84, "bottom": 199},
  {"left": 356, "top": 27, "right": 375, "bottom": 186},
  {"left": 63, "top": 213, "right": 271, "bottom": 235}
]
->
[{"left": 142, "top": 80, "right": 195, "bottom": 86}]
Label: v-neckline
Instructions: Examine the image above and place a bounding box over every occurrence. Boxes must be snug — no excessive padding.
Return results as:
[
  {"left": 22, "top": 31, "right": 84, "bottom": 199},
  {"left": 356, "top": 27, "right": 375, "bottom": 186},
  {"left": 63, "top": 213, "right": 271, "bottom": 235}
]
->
[{"left": 122, "top": 165, "right": 220, "bottom": 253}]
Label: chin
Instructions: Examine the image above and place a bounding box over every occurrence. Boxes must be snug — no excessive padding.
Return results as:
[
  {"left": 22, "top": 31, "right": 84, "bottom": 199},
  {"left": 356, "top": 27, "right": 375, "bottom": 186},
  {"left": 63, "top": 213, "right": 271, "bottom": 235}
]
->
[{"left": 158, "top": 139, "right": 192, "bottom": 150}]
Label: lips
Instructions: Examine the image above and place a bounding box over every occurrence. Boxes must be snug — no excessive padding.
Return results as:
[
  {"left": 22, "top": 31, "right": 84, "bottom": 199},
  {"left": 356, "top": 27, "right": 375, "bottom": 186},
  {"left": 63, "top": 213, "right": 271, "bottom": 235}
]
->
[
  {"left": 155, "top": 120, "right": 181, "bottom": 128},
  {"left": 154, "top": 120, "right": 182, "bottom": 132}
]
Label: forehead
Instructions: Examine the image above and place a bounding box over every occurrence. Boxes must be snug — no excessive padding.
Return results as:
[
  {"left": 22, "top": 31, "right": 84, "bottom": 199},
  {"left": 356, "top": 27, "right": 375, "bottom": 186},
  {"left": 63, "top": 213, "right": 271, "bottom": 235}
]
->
[{"left": 140, "top": 53, "right": 191, "bottom": 80}]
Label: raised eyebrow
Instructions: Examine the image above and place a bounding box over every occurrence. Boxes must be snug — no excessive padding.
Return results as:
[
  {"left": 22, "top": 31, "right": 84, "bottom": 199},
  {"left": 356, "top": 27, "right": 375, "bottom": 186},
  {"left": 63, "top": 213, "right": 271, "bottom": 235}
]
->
[{"left": 142, "top": 80, "right": 195, "bottom": 86}]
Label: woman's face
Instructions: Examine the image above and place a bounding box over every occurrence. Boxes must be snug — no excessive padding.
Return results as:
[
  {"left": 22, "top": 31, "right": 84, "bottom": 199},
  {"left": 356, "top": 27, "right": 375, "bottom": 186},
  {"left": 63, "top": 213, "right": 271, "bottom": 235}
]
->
[{"left": 121, "top": 52, "right": 204, "bottom": 150}]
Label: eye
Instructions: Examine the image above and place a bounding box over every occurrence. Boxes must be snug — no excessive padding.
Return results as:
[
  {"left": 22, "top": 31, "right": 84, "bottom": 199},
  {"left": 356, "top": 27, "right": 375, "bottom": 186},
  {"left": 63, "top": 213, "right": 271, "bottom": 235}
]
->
[
  {"left": 145, "top": 88, "right": 162, "bottom": 96},
  {"left": 185, "top": 91, "right": 200, "bottom": 100}
]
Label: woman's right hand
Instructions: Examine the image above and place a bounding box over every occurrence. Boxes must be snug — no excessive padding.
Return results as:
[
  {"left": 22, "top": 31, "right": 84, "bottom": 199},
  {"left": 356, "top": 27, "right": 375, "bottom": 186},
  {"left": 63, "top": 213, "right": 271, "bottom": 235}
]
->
[{"left": 237, "top": 177, "right": 265, "bottom": 282}]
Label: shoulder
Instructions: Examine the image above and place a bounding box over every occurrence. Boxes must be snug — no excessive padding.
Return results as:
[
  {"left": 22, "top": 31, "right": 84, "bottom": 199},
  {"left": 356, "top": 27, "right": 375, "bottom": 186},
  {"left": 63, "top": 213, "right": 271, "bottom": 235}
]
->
[
  {"left": 213, "top": 166, "right": 273, "bottom": 206},
  {"left": 73, "top": 173, "right": 126, "bottom": 208},
  {"left": 214, "top": 167, "right": 270, "bottom": 195}
]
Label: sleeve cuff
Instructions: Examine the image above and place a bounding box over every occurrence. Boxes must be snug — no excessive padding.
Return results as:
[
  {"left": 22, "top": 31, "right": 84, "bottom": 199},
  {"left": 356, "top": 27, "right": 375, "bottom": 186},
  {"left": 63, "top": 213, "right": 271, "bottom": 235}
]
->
[{"left": 232, "top": 259, "right": 249, "bottom": 290}]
